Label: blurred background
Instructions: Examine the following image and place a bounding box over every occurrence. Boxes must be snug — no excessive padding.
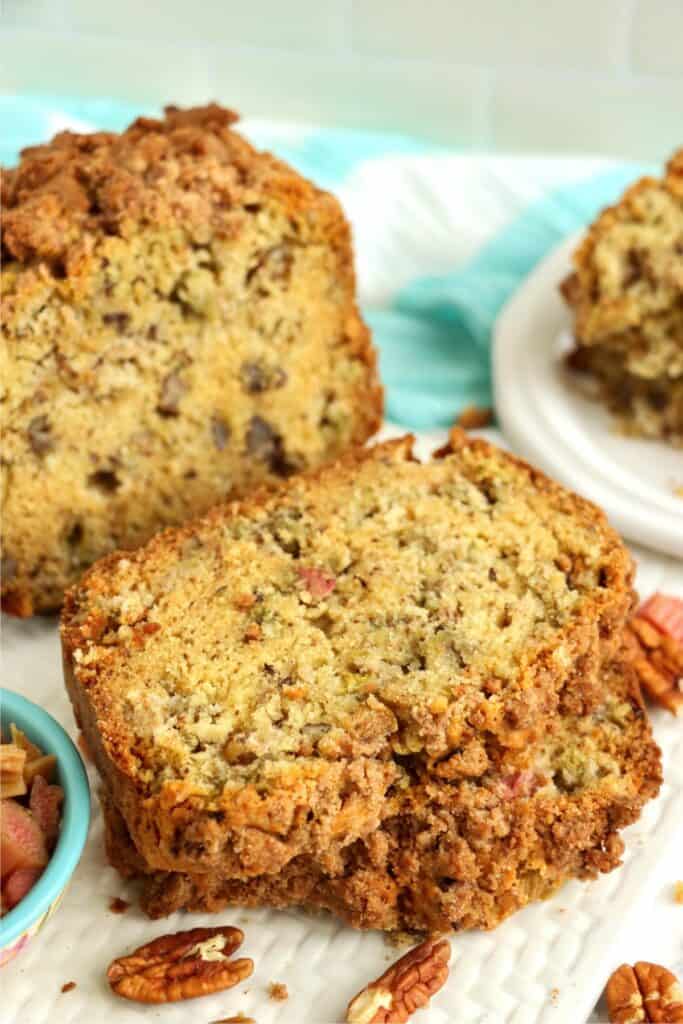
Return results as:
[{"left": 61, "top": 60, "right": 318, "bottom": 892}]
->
[{"left": 2, "top": 0, "right": 682, "bottom": 159}]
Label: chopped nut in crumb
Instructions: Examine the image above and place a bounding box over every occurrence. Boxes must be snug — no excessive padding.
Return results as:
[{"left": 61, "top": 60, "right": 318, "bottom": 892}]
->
[
  {"left": 456, "top": 405, "right": 493, "bottom": 430},
  {"left": 267, "top": 982, "right": 288, "bottom": 1001},
  {"left": 109, "top": 896, "right": 130, "bottom": 914},
  {"left": 210, "top": 1015, "right": 256, "bottom": 1024}
]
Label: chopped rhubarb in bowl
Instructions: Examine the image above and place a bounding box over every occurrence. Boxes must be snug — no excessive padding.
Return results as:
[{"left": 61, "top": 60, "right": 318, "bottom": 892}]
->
[{"left": 0, "top": 689, "right": 90, "bottom": 967}]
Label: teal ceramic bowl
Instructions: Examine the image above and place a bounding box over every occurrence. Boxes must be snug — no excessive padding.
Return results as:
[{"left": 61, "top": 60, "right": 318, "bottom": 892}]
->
[{"left": 0, "top": 689, "right": 90, "bottom": 967}]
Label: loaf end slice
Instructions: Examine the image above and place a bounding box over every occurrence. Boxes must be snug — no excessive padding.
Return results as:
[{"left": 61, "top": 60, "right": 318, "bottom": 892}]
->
[{"left": 2, "top": 104, "right": 381, "bottom": 614}]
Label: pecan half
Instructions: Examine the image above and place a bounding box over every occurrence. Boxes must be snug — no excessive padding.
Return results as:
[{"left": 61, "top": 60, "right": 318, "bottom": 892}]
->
[
  {"left": 606, "top": 962, "right": 683, "bottom": 1022},
  {"left": 107, "top": 926, "right": 253, "bottom": 1004},
  {"left": 346, "top": 937, "right": 451, "bottom": 1024},
  {"left": 626, "top": 610, "right": 683, "bottom": 716}
]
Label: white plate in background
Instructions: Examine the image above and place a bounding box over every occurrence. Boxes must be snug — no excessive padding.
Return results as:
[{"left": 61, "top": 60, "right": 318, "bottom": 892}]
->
[{"left": 493, "top": 234, "right": 683, "bottom": 559}]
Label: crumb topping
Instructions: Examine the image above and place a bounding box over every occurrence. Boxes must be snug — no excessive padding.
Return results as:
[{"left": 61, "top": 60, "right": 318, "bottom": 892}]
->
[{"left": 2, "top": 105, "right": 324, "bottom": 270}]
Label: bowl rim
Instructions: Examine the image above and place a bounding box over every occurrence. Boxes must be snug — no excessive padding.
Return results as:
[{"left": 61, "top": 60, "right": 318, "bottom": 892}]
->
[{"left": 0, "top": 688, "right": 90, "bottom": 948}]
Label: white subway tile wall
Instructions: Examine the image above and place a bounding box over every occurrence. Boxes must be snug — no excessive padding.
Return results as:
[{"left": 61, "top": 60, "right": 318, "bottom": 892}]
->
[
  {"left": 6, "top": 0, "right": 347, "bottom": 52},
  {"left": 1, "top": 0, "right": 681, "bottom": 159},
  {"left": 631, "top": 1, "right": 683, "bottom": 76},
  {"left": 352, "top": 0, "right": 628, "bottom": 72},
  {"left": 491, "top": 70, "right": 683, "bottom": 161}
]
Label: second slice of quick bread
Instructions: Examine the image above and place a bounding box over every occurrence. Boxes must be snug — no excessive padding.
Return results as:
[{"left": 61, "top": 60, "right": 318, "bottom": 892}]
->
[{"left": 61, "top": 430, "right": 635, "bottom": 875}]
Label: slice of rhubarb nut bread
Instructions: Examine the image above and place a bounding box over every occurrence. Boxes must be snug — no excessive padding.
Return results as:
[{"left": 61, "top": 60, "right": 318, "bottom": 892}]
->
[
  {"left": 562, "top": 148, "right": 683, "bottom": 445},
  {"left": 61, "top": 431, "right": 635, "bottom": 877},
  {"left": 1, "top": 104, "right": 381, "bottom": 615},
  {"left": 101, "top": 654, "right": 661, "bottom": 930}
]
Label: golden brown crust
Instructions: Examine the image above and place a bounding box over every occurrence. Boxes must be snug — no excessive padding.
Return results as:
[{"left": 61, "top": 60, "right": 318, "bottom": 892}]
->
[
  {"left": 100, "top": 654, "right": 661, "bottom": 931},
  {"left": 3, "top": 105, "right": 314, "bottom": 268},
  {"left": 62, "top": 432, "right": 636, "bottom": 878},
  {"left": 2, "top": 104, "right": 382, "bottom": 615}
]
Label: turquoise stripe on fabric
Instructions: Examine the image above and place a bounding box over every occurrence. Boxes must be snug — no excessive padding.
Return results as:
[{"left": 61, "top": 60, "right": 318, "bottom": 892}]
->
[{"left": 0, "top": 95, "right": 150, "bottom": 164}]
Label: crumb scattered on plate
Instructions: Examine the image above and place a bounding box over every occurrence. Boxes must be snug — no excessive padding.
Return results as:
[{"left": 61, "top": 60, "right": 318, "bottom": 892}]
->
[
  {"left": 268, "top": 981, "right": 288, "bottom": 1002},
  {"left": 209, "top": 1015, "right": 254, "bottom": 1024},
  {"left": 109, "top": 896, "right": 130, "bottom": 914},
  {"left": 384, "top": 929, "right": 418, "bottom": 949},
  {"left": 674, "top": 881, "right": 683, "bottom": 904},
  {"left": 60, "top": 982, "right": 76, "bottom": 994},
  {"left": 457, "top": 405, "right": 493, "bottom": 429},
  {"left": 550, "top": 987, "right": 560, "bottom": 1004},
  {"left": 209, "top": 1015, "right": 255, "bottom": 1024}
]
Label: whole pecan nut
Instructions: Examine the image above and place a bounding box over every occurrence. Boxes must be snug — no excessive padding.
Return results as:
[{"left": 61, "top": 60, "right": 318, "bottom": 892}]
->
[
  {"left": 606, "top": 961, "right": 683, "bottom": 1022},
  {"left": 346, "top": 936, "right": 451, "bottom": 1024},
  {"left": 107, "top": 926, "right": 253, "bottom": 1004}
]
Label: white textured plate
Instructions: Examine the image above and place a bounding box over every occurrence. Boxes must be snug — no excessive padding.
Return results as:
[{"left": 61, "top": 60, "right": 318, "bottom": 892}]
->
[
  {"left": 2, "top": 427, "right": 682, "bottom": 1024},
  {"left": 493, "top": 234, "right": 683, "bottom": 559}
]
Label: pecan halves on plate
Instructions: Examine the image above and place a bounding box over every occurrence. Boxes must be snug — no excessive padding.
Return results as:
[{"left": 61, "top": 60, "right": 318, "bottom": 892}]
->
[
  {"left": 346, "top": 936, "right": 451, "bottom": 1024},
  {"left": 606, "top": 961, "right": 683, "bottom": 1022},
  {"left": 107, "top": 926, "right": 253, "bottom": 1004}
]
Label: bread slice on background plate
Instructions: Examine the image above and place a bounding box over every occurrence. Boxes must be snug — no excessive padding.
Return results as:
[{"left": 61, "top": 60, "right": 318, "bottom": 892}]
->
[
  {"left": 2, "top": 103, "right": 381, "bottom": 615},
  {"left": 62, "top": 430, "right": 642, "bottom": 901},
  {"left": 562, "top": 147, "right": 683, "bottom": 445}
]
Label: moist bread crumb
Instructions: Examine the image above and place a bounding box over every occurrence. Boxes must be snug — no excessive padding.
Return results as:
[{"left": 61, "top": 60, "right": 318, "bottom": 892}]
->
[
  {"left": 2, "top": 104, "right": 381, "bottom": 615},
  {"left": 62, "top": 430, "right": 636, "bottom": 883}
]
